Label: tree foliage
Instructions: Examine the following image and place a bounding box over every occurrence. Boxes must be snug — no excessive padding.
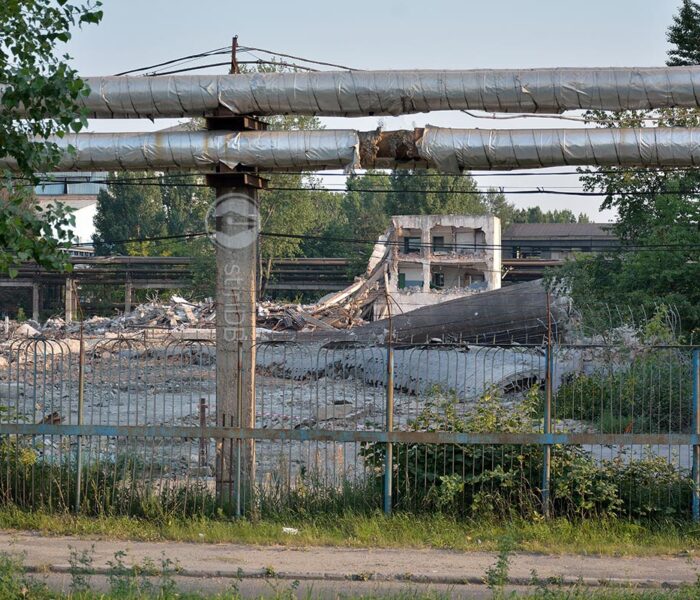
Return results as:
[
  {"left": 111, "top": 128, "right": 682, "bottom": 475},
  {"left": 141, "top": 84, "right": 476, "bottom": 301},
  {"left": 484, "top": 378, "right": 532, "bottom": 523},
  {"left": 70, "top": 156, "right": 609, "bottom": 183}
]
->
[
  {"left": 510, "top": 207, "right": 590, "bottom": 225},
  {"left": 300, "top": 170, "right": 515, "bottom": 269},
  {"left": 0, "top": 0, "right": 103, "bottom": 275},
  {"left": 667, "top": 0, "right": 700, "bottom": 65},
  {"left": 93, "top": 173, "right": 212, "bottom": 256},
  {"left": 551, "top": 1, "right": 700, "bottom": 335}
]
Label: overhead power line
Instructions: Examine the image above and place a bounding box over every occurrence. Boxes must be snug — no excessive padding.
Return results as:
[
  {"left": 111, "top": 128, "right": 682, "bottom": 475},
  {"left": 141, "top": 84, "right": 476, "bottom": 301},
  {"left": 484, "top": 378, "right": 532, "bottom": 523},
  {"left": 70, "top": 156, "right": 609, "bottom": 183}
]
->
[
  {"left": 114, "top": 43, "right": 355, "bottom": 78},
  {"left": 28, "top": 167, "right": 700, "bottom": 181},
  {"left": 27, "top": 176, "right": 700, "bottom": 198},
  {"left": 78, "top": 229, "right": 700, "bottom": 253},
  {"left": 114, "top": 46, "right": 233, "bottom": 76},
  {"left": 240, "top": 46, "right": 358, "bottom": 71},
  {"left": 460, "top": 110, "right": 671, "bottom": 124},
  {"left": 150, "top": 60, "right": 318, "bottom": 77}
]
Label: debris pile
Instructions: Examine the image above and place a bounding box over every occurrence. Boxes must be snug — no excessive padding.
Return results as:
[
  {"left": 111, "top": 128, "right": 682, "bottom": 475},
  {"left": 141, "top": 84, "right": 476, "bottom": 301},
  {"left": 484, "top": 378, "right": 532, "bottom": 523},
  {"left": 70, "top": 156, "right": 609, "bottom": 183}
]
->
[{"left": 257, "top": 300, "right": 366, "bottom": 332}]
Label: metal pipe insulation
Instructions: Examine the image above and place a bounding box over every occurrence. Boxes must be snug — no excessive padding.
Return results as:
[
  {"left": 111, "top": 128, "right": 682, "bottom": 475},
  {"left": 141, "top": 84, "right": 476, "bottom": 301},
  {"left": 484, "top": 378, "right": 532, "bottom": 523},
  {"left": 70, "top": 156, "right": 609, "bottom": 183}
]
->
[
  {"left": 3, "top": 67, "right": 700, "bottom": 118},
  {"left": 415, "top": 126, "right": 700, "bottom": 171},
  {"left": 3, "top": 127, "right": 700, "bottom": 172},
  {"left": 0, "top": 130, "right": 360, "bottom": 172}
]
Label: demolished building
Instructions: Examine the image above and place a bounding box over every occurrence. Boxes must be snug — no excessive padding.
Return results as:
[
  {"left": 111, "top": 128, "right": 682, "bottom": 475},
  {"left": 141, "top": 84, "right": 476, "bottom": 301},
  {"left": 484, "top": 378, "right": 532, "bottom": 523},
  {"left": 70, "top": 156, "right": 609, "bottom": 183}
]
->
[{"left": 371, "top": 215, "right": 501, "bottom": 319}]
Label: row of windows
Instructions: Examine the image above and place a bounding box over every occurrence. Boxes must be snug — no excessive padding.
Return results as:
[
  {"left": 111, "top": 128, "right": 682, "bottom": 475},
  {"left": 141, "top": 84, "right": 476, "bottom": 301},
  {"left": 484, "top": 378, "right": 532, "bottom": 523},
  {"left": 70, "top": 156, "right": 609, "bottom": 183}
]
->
[
  {"left": 402, "top": 236, "right": 481, "bottom": 253},
  {"left": 34, "top": 172, "right": 107, "bottom": 196},
  {"left": 397, "top": 271, "right": 485, "bottom": 290}
]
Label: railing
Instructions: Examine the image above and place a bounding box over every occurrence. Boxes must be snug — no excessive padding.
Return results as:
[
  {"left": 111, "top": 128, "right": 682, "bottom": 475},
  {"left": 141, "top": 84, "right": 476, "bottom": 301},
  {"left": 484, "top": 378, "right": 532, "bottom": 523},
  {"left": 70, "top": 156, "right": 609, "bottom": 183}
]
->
[{"left": 0, "top": 334, "right": 697, "bottom": 520}]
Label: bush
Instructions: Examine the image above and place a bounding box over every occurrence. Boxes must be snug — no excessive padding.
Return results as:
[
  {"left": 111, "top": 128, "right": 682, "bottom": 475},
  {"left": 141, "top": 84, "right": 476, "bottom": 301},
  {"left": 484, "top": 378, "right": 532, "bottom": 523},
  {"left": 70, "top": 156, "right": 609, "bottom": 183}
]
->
[
  {"left": 555, "top": 349, "right": 692, "bottom": 433},
  {"left": 0, "top": 445, "right": 217, "bottom": 520},
  {"left": 361, "top": 386, "right": 693, "bottom": 520}
]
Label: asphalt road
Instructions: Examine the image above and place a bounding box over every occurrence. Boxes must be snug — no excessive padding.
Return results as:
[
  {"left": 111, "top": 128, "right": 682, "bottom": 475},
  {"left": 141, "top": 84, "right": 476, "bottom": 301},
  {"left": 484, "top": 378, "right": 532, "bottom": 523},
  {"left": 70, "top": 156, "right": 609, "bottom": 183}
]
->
[{"left": 1, "top": 530, "right": 698, "bottom": 597}]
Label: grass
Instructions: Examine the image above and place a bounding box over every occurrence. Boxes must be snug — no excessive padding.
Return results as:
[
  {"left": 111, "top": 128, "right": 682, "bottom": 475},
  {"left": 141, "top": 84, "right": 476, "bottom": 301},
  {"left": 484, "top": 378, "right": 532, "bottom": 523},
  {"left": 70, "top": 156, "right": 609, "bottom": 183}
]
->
[
  {"left": 3, "top": 550, "right": 700, "bottom": 600},
  {"left": 1, "top": 506, "right": 700, "bottom": 557}
]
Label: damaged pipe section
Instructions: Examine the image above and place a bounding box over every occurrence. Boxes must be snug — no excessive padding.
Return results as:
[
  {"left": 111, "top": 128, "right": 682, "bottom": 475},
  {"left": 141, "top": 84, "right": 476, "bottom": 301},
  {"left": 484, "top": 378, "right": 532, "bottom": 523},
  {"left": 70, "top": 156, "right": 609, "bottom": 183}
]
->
[
  {"left": 0, "top": 130, "right": 360, "bottom": 172},
  {"left": 415, "top": 126, "right": 700, "bottom": 172},
  {"left": 3, "top": 67, "right": 700, "bottom": 118},
  {"left": 4, "top": 127, "right": 700, "bottom": 172}
]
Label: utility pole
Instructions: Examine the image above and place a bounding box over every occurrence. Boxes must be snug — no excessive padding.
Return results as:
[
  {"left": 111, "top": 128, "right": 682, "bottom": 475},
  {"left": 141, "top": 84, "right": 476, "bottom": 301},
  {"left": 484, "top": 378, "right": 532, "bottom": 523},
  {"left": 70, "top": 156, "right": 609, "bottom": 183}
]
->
[
  {"left": 31, "top": 281, "right": 40, "bottom": 322},
  {"left": 208, "top": 38, "right": 267, "bottom": 514}
]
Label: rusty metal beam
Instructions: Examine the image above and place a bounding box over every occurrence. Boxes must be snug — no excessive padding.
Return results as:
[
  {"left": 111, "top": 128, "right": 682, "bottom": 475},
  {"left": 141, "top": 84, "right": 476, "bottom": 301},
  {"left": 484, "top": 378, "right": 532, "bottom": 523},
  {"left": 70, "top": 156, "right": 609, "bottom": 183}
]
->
[{"left": 0, "top": 423, "right": 693, "bottom": 447}]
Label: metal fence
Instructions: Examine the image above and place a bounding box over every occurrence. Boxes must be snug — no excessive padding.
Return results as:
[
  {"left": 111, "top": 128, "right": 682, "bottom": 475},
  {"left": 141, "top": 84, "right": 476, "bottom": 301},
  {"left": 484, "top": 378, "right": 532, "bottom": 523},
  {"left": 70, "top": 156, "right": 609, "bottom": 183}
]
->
[{"left": 0, "top": 334, "right": 698, "bottom": 520}]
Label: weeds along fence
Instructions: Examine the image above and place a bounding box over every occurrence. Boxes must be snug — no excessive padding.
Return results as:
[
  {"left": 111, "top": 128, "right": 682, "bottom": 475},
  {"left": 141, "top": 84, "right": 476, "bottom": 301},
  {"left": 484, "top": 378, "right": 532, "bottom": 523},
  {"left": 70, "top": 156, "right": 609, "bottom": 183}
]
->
[{"left": 0, "top": 334, "right": 698, "bottom": 520}]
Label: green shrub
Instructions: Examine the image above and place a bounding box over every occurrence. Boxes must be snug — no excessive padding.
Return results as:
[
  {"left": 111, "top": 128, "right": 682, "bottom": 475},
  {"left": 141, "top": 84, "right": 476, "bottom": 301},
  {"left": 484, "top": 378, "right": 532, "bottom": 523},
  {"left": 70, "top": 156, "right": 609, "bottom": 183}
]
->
[
  {"left": 555, "top": 349, "right": 692, "bottom": 433},
  {"left": 361, "top": 386, "right": 693, "bottom": 520},
  {"left": 0, "top": 446, "right": 217, "bottom": 520}
]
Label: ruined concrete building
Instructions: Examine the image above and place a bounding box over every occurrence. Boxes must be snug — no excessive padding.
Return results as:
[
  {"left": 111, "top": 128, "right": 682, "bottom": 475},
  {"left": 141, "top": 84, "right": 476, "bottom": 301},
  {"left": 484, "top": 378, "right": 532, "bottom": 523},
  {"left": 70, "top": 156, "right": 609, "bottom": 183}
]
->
[{"left": 372, "top": 215, "right": 501, "bottom": 318}]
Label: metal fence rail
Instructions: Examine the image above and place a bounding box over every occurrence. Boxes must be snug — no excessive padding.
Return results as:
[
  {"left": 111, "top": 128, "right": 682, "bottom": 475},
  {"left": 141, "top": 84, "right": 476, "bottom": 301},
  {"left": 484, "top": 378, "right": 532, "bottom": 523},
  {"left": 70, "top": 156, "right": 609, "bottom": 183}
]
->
[{"left": 0, "top": 334, "right": 697, "bottom": 520}]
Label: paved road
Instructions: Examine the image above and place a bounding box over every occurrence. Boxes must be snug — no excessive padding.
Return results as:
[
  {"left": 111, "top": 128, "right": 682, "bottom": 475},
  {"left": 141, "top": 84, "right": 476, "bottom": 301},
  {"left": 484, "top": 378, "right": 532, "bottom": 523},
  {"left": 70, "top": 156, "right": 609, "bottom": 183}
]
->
[{"left": 1, "top": 530, "right": 698, "bottom": 596}]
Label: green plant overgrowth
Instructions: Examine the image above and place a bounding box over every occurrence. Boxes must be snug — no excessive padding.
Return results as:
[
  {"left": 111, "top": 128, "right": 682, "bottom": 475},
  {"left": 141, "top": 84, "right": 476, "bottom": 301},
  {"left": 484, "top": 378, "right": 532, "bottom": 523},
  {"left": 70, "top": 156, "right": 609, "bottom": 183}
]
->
[
  {"left": 361, "top": 385, "right": 693, "bottom": 521},
  {"left": 555, "top": 346, "right": 692, "bottom": 435},
  {"left": 5, "top": 546, "right": 700, "bottom": 598}
]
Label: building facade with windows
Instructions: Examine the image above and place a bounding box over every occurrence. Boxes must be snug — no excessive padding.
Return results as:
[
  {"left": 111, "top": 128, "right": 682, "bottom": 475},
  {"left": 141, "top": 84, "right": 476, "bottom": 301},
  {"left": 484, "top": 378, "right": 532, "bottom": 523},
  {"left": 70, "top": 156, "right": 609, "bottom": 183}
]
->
[
  {"left": 373, "top": 214, "right": 501, "bottom": 318},
  {"left": 501, "top": 223, "right": 617, "bottom": 260},
  {"left": 34, "top": 171, "right": 106, "bottom": 247}
]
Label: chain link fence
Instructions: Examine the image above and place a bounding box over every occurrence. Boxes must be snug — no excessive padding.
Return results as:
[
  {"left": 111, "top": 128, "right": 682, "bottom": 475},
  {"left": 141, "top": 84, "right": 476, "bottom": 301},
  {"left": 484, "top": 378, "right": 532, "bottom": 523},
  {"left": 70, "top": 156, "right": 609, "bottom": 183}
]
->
[{"left": 0, "top": 333, "right": 697, "bottom": 520}]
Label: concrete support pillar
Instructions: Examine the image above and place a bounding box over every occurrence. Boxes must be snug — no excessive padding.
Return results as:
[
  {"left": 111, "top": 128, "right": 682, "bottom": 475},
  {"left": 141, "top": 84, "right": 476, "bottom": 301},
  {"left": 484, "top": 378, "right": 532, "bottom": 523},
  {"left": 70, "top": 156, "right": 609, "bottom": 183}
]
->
[
  {"left": 422, "top": 262, "right": 432, "bottom": 292},
  {"left": 124, "top": 281, "right": 133, "bottom": 314},
  {"left": 212, "top": 178, "right": 260, "bottom": 514},
  {"left": 490, "top": 217, "right": 503, "bottom": 291},
  {"left": 420, "top": 227, "right": 432, "bottom": 292},
  {"left": 64, "top": 278, "right": 75, "bottom": 322},
  {"left": 32, "top": 282, "right": 40, "bottom": 322}
]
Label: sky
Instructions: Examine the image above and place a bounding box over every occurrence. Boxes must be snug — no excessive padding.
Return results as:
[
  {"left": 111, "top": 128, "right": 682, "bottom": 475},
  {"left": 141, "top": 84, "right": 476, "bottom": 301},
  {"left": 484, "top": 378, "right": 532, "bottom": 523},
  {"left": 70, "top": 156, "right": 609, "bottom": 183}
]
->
[{"left": 64, "top": 0, "right": 683, "bottom": 237}]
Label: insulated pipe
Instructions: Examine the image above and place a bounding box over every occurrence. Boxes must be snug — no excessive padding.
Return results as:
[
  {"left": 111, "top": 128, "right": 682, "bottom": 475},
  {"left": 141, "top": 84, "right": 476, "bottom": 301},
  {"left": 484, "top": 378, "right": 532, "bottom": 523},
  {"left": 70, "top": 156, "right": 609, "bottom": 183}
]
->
[
  {"left": 3, "top": 127, "right": 700, "bottom": 172},
  {"left": 2, "top": 67, "right": 700, "bottom": 118},
  {"left": 415, "top": 126, "right": 700, "bottom": 172},
  {"left": 0, "top": 130, "right": 361, "bottom": 172}
]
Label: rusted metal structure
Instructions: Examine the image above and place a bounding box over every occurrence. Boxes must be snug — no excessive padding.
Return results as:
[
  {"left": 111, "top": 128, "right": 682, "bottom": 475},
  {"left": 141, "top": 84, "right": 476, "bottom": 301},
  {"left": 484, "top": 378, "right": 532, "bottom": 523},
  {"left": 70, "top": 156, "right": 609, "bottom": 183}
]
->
[{"left": 0, "top": 256, "right": 193, "bottom": 320}]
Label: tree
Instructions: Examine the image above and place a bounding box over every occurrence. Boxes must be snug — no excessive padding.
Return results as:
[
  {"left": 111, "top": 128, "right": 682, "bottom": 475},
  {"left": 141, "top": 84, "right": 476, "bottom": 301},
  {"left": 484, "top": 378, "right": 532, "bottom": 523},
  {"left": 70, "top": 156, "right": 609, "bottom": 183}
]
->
[
  {"left": 93, "top": 172, "right": 164, "bottom": 255},
  {"left": 667, "top": 0, "right": 700, "bottom": 65},
  {"left": 305, "top": 170, "right": 516, "bottom": 273},
  {"left": 554, "top": 0, "right": 700, "bottom": 335},
  {"left": 511, "top": 207, "right": 591, "bottom": 224},
  {"left": 0, "top": 1, "right": 103, "bottom": 276},
  {"left": 549, "top": 183, "right": 699, "bottom": 332},
  {"left": 256, "top": 114, "right": 340, "bottom": 293},
  {"left": 93, "top": 172, "right": 213, "bottom": 255}
]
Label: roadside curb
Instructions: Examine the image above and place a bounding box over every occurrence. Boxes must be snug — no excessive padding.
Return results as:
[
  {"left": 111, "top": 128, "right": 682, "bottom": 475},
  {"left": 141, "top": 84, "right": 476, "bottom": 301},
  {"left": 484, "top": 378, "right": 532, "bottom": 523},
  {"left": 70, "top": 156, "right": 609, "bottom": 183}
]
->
[{"left": 25, "top": 564, "right": 689, "bottom": 590}]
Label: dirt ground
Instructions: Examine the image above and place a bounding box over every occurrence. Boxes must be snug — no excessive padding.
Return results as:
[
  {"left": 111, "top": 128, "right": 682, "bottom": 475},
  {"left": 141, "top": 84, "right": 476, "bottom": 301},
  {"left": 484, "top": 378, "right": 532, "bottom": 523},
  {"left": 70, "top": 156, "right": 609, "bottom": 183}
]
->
[{"left": 1, "top": 530, "right": 698, "bottom": 595}]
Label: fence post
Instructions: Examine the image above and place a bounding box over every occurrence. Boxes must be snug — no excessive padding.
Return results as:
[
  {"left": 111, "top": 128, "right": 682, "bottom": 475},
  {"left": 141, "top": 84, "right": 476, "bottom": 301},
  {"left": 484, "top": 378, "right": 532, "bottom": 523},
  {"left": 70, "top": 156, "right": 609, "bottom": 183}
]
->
[
  {"left": 692, "top": 349, "right": 700, "bottom": 522},
  {"left": 542, "top": 346, "right": 552, "bottom": 517},
  {"left": 75, "top": 325, "right": 85, "bottom": 513},
  {"left": 541, "top": 292, "right": 553, "bottom": 517},
  {"left": 199, "top": 398, "right": 208, "bottom": 468},
  {"left": 384, "top": 342, "right": 394, "bottom": 515}
]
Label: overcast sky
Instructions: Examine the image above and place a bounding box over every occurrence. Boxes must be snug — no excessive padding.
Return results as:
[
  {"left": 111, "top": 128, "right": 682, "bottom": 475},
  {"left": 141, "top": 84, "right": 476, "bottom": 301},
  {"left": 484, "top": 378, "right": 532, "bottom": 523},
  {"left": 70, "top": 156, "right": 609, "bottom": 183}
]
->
[{"left": 65, "top": 0, "right": 683, "bottom": 234}]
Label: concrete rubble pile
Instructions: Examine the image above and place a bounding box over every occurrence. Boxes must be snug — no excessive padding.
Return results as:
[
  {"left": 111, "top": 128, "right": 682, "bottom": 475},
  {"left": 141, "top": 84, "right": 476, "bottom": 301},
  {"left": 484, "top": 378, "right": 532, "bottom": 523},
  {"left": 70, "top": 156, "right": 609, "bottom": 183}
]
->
[
  {"left": 258, "top": 299, "right": 368, "bottom": 332},
  {"left": 3, "top": 295, "right": 216, "bottom": 339},
  {"left": 2, "top": 293, "right": 367, "bottom": 341}
]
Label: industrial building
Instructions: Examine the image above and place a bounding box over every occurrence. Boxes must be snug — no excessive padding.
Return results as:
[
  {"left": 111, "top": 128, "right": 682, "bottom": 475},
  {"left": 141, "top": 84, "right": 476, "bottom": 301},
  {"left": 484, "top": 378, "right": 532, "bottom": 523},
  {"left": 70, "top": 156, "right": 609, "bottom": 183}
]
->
[{"left": 372, "top": 215, "right": 501, "bottom": 318}]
